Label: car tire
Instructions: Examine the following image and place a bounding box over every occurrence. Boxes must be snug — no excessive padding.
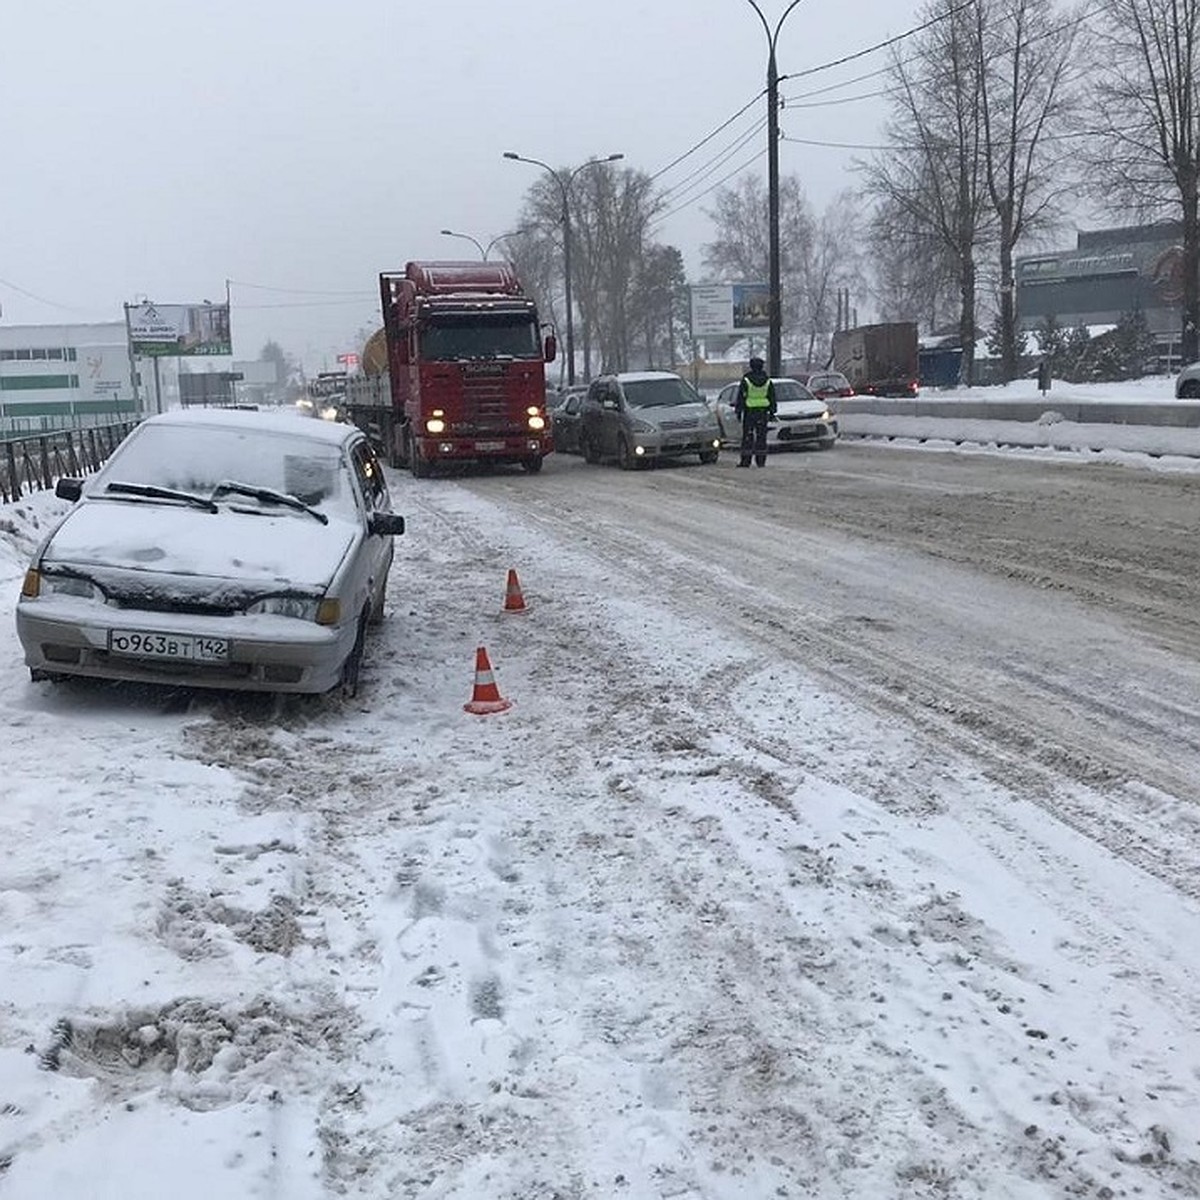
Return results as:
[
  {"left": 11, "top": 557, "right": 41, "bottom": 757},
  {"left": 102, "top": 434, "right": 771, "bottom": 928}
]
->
[
  {"left": 618, "top": 436, "right": 638, "bottom": 470},
  {"left": 340, "top": 612, "right": 369, "bottom": 698},
  {"left": 699, "top": 449, "right": 719, "bottom": 464},
  {"left": 368, "top": 568, "right": 388, "bottom": 625},
  {"left": 1179, "top": 380, "right": 1200, "bottom": 399},
  {"left": 582, "top": 432, "right": 601, "bottom": 464}
]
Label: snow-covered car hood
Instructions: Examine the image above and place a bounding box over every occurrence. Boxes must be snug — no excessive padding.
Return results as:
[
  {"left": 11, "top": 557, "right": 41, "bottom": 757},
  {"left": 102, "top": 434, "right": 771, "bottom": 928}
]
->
[
  {"left": 40, "top": 499, "right": 357, "bottom": 590},
  {"left": 640, "top": 402, "right": 720, "bottom": 428},
  {"left": 776, "top": 396, "right": 829, "bottom": 420}
]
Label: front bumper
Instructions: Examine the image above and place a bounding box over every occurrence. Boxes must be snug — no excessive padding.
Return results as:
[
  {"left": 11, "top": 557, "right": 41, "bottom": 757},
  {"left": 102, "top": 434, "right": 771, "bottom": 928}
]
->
[
  {"left": 770, "top": 418, "right": 838, "bottom": 448},
  {"left": 17, "top": 597, "right": 353, "bottom": 694}
]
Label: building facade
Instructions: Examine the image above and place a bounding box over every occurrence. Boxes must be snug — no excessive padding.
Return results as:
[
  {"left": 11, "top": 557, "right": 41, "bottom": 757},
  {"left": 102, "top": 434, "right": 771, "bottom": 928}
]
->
[
  {"left": 0, "top": 321, "right": 142, "bottom": 435},
  {"left": 1016, "top": 222, "right": 1188, "bottom": 368}
]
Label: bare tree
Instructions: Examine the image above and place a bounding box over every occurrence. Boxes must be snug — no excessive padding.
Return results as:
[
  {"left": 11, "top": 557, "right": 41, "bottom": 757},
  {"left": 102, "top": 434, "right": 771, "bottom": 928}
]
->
[
  {"left": 1090, "top": 0, "right": 1200, "bottom": 363},
  {"left": 795, "top": 191, "right": 863, "bottom": 368},
  {"left": 975, "top": 0, "right": 1082, "bottom": 381},
  {"left": 701, "top": 173, "right": 815, "bottom": 356},
  {"left": 863, "top": 0, "right": 991, "bottom": 384},
  {"left": 867, "top": 195, "right": 961, "bottom": 331},
  {"left": 517, "top": 165, "right": 661, "bottom": 376}
]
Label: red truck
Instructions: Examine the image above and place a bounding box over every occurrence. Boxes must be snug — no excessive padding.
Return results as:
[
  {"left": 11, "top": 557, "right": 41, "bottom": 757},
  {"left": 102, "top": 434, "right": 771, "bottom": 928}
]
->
[{"left": 344, "top": 261, "right": 555, "bottom": 477}]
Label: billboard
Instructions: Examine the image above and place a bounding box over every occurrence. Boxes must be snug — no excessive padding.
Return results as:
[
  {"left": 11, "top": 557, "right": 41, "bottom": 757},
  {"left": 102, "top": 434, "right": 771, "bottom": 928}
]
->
[
  {"left": 126, "top": 302, "right": 232, "bottom": 357},
  {"left": 690, "top": 283, "right": 772, "bottom": 337}
]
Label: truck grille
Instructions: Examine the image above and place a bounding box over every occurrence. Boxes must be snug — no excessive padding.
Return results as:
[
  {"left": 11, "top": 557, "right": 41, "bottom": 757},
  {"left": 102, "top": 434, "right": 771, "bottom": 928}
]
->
[{"left": 459, "top": 377, "right": 513, "bottom": 433}]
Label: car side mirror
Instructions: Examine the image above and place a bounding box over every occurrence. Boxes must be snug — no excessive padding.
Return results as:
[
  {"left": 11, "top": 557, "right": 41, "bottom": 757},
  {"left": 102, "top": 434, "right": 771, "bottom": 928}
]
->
[
  {"left": 55, "top": 478, "right": 83, "bottom": 501},
  {"left": 543, "top": 333, "right": 557, "bottom": 363},
  {"left": 369, "top": 512, "right": 406, "bottom": 537}
]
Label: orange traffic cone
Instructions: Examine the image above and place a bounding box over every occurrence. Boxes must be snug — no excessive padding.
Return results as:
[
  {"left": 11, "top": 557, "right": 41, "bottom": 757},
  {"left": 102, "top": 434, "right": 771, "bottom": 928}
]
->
[
  {"left": 502, "top": 568, "right": 528, "bottom": 614},
  {"left": 463, "top": 645, "right": 513, "bottom": 715}
]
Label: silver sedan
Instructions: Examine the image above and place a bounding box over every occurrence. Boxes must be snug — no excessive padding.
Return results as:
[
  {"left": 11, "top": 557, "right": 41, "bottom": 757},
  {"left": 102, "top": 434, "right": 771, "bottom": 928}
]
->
[{"left": 17, "top": 408, "right": 405, "bottom": 696}]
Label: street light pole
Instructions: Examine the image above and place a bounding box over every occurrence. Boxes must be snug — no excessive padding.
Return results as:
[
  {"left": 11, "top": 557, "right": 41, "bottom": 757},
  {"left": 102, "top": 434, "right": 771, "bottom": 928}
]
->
[
  {"left": 745, "top": 0, "right": 805, "bottom": 378},
  {"left": 440, "top": 228, "right": 532, "bottom": 262},
  {"left": 439, "top": 228, "right": 487, "bottom": 259},
  {"left": 503, "top": 151, "right": 624, "bottom": 385}
]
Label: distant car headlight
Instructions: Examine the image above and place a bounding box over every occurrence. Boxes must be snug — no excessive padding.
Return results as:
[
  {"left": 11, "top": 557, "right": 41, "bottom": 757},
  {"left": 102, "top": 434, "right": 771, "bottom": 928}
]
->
[
  {"left": 821, "top": 408, "right": 831, "bottom": 421},
  {"left": 245, "top": 595, "right": 322, "bottom": 621},
  {"left": 25, "top": 570, "right": 107, "bottom": 602}
]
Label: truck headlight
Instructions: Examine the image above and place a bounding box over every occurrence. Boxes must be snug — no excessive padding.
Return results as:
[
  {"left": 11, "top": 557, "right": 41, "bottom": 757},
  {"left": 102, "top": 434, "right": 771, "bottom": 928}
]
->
[
  {"left": 426, "top": 418, "right": 446, "bottom": 434},
  {"left": 527, "top": 415, "right": 545, "bottom": 431}
]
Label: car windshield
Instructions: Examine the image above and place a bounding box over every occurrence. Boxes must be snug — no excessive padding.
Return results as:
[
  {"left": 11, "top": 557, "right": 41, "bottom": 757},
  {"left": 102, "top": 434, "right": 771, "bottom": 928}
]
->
[
  {"left": 622, "top": 377, "right": 702, "bottom": 408},
  {"left": 420, "top": 313, "right": 541, "bottom": 361},
  {"left": 774, "top": 381, "right": 817, "bottom": 402},
  {"left": 93, "top": 424, "right": 357, "bottom": 518}
]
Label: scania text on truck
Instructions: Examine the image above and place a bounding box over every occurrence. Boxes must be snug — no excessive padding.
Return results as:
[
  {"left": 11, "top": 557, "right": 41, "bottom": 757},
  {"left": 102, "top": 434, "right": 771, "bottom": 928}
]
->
[
  {"left": 344, "top": 261, "right": 556, "bottom": 477},
  {"left": 830, "top": 322, "right": 919, "bottom": 398}
]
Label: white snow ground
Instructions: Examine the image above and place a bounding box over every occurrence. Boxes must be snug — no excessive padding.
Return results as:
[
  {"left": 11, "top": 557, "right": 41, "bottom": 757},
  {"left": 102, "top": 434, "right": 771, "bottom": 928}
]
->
[{"left": 0, "top": 387, "right": 1198, "bottom": 1198}]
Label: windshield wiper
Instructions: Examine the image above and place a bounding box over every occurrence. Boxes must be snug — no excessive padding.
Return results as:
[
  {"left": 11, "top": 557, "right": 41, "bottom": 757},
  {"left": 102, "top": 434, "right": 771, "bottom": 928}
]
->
[
  {"left": 104, "top": 481, "right": 218, "bottom": 513},
  {"left": 211, "top": 480, "right": 329, "bottom": 525}
]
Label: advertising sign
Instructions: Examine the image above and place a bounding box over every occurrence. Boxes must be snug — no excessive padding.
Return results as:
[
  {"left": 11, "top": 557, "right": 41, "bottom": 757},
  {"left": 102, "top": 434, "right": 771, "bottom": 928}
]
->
[
  {"left": 690, "top": 283, "right": 771, "bottom": 336},
  {"left": 126, "top": 302, "right": 232, "bottom": 357},
  {"left": 79, "top": 346, "right": 134, "bottom": 403}
]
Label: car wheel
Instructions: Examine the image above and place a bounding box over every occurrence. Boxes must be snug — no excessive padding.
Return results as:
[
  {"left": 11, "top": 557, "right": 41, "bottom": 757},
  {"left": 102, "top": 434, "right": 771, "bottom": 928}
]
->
[
  {"left": 522, "top": 455, "right": 544, "bottom": 474},
  {"left": 618, "top": 436, "right": 638, "bottom": 470},
  {"left": 699, "top": 449, "right": 719, "bottom": 465},
  {"left": 1179, "top": 380, "right": 1200, "bottom": 399},
  {"left": 581, "top": 432, "right": 601, "bottom": 464},
  {"left": 368, "top": 568, "right": 389, "bottom": 625},
  {"left": 340, "top": 612, "right": 369, "bottom": 698}
]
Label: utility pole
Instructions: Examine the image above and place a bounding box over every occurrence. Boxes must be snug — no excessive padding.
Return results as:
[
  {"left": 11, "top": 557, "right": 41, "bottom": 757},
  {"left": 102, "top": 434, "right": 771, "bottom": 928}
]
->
[{"left": 745, "top": 0, "right": 805, "bottom": 377}]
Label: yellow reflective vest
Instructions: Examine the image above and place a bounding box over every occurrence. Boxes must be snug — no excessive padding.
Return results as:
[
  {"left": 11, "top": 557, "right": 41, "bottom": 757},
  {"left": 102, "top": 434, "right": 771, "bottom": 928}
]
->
[{"left": 742, "top": 378, "right": 771, "bottom": 409}]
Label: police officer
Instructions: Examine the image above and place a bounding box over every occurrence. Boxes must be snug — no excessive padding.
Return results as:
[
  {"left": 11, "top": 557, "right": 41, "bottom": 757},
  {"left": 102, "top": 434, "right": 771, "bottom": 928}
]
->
[{"left": 734, "top": 356, "right": 777, "bottom": 467}]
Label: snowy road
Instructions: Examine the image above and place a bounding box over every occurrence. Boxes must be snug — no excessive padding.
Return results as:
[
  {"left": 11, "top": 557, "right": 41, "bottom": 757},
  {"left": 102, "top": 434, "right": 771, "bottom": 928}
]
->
[{"left": 1, "top": 441, "right": 1198, "bottom": 1198}]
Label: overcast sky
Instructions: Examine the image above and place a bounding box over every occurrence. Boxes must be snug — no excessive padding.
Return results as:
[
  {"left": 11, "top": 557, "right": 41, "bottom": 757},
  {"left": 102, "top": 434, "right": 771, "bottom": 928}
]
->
[{"left": 1, "top": 1, "right": 925, "bottom": 371}]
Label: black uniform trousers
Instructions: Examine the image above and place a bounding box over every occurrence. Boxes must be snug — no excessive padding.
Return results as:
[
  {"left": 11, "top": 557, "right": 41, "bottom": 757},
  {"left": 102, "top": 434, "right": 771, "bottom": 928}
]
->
[{"left": 739, "top": 408, "right": 770, "bottom": 466}]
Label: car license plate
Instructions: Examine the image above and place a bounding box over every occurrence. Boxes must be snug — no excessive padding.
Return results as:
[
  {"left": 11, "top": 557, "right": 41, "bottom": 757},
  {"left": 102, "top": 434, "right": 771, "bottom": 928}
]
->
[
  {"left": 108, "top": 630, "right": 229, "bottom": 662},
  {"left": 474, "top": 440, "right": 505, "bottom": 451}
]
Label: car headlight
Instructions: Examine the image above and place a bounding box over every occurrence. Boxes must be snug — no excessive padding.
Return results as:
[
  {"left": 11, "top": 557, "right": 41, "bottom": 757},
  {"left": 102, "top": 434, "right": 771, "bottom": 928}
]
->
[
  {"left": 629, "top": 418, "right": 655, "bottom": 434},
  {"left": 25, "top": 570, "right": 107, "bottom": 602},
  {"left": 245, "top": 595, "right": 322, "bottom": 621}
]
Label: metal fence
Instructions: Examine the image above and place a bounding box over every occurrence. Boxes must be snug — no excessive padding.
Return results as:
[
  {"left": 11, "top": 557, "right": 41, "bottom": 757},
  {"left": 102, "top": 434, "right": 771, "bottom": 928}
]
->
[{"left": 1, "top": 421, "right": 139, "bottom": 503}]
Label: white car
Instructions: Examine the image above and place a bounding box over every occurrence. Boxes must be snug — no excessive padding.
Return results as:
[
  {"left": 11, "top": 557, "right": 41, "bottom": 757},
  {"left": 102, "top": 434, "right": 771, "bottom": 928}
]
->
[
  {"left": 715, "top": 377, "right": 839, "bottom": 450},
  {"left": 1175, "top": 361, "right": 1200, "bottom": 399},
  {"left": 16, "top": 408, "right": 405, "bottom": 696}
]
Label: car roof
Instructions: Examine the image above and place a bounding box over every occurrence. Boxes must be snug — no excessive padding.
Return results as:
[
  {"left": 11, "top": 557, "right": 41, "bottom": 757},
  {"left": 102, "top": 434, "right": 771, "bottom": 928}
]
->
[
  {"left": 144, "top": 407, "right": 362, "bottom": 447},
  {"left": 610, "top": 371, "right": 687, "bottom": 383}
]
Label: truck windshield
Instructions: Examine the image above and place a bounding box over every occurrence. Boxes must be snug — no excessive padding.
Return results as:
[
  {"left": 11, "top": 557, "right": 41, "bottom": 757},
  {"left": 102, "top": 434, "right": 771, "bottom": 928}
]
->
[{"left": 420, "top": 314, "right": 541, "bottom": 361}]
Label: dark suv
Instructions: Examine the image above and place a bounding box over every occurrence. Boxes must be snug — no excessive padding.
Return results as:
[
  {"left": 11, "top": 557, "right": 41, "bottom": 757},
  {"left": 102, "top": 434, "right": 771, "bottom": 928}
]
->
[{"left": 580, "top": 372, "right": 722, "bottom": 469}]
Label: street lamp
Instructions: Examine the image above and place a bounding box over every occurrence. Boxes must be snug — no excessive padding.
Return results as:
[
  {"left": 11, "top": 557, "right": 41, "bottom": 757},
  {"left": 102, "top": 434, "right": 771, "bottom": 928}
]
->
[
  {"left": 439, "top": 227, "right": 531, "bottom": 261},
  {"left": 745, "top": 0, "right": 806, "bottom": 377},
  {"left": 503, "top": 150, "right": 624, "bottom": 385}
]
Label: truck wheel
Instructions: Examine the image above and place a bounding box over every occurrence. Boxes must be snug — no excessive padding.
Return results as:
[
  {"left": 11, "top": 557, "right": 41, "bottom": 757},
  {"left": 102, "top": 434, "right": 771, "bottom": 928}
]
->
[
  {"left": 411, "top": 452, "right": 431, "bottom": 479},
  {"left": 522, "top": 455, "right": 544, "bottom": 474}
]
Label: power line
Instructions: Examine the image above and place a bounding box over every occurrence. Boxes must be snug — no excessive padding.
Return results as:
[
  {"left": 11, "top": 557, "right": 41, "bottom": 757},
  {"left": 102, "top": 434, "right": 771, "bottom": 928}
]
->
[
  {"left": 656, "top": 115, "right": 769, "bottom": 205},
  {"left": 0, "top": 275, "right": 106, "bottom": 316},
  {"left": 650, "top": 90, "right": 766, "bottom": 182},
  {"left": 649, "top": 146, "right": 767, "bottom": 233},
  {"left": 227, "top": 279, "right": 375, "bottom": 297}
]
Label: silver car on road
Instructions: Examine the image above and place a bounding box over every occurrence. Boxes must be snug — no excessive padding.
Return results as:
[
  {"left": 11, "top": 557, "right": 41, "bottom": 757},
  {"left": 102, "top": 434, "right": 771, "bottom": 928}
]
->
[
  {"left": 16, "top": 408, "right": 405, "bottom": 695},
  {"left": 579, "top": 371, "right": 722, "bottom": 469}
]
